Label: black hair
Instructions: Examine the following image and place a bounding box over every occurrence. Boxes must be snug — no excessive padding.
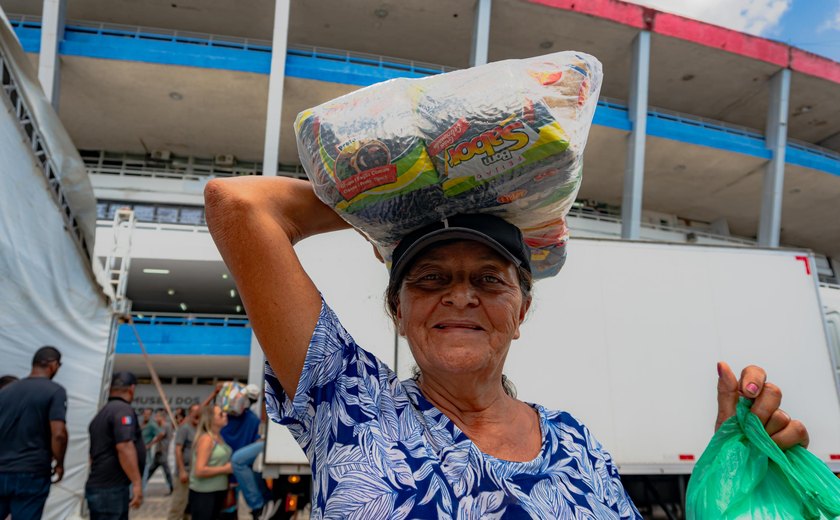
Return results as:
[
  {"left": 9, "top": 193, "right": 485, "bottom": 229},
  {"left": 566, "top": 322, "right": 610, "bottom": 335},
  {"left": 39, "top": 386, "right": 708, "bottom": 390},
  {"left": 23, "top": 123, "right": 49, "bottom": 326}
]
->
[
  {"left": 0, "top": 375, "right": 19, "bottom": 390},
  {"left": 32, "top": 346, "right": 61, "bottom": 367}
]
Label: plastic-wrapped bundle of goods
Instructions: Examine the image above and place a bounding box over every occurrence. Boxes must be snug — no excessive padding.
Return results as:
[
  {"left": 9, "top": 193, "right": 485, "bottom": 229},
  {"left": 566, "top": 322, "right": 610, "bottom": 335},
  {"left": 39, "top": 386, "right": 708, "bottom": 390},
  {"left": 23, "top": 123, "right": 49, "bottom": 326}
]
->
[
  {"left": 295, "top": 51, "right": 602, "bottom": 278},
  {"left": 216, "top": 381, "right": 249, "bottom": 416}
]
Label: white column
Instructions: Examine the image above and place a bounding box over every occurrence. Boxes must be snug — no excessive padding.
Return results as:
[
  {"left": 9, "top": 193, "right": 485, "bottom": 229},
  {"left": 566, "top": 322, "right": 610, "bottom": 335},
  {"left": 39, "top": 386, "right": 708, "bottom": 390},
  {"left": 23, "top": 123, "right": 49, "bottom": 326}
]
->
[
  {"left": 261, "top": 0, "right": 290, "bottom": 177},
  {"left": 247, "top": 332, "right": 265, "bottom": 389},
  {"left": 470, "top": 0, "right": 492, "bottom": 67},
  {"left": 251, "top": 1, "right": 289, "bottom": 392},
  {"left": 621, "top": 31, "right": 650, "bottom": 240},
  {"left": 758, "top": 69, "right": 791, "bottom": 247},
  {"left": 38, "top": 0, "right": 66, "bottom": 110}
]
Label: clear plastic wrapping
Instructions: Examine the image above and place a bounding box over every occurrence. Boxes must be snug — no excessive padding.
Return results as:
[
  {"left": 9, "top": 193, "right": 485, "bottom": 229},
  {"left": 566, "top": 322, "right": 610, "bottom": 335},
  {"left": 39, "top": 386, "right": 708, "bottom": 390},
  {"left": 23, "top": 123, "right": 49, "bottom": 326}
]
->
[{"left": 295, "top": 51, "right": 602, "bottom": 278}]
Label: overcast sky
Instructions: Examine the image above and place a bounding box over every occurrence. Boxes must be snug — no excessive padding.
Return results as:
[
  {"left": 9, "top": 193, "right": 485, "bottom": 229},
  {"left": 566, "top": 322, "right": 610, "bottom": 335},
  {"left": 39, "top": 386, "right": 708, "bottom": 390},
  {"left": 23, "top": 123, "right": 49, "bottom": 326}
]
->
[{"left": 622, "top": 0, "right": 840, "bottom": 62}]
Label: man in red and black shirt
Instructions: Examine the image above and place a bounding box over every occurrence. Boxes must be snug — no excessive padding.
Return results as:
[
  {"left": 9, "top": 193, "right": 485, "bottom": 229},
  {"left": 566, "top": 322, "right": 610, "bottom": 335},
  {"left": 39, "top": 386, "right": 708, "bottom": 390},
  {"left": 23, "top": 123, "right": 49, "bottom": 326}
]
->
[{"left": 86, "top": 372, "right": 146, "bottom": 520}]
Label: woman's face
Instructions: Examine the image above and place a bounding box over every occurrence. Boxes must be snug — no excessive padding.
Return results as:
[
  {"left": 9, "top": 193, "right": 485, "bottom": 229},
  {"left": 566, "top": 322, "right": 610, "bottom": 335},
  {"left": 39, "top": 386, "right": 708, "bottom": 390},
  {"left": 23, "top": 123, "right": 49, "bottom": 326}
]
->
[
  {"left": 396, "top": 241, "right": 530, "bottom": 382},
  {"left": 212, "top": 406, "right": 228, "bottom": 429}
]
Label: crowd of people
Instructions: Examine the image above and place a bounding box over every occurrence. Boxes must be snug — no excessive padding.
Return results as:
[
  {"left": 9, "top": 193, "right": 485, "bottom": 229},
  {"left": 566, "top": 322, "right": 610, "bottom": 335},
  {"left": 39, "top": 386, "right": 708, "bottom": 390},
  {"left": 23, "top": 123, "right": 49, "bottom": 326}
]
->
[{"left": 0, "top": 347, "right": 283, "bottom": 520}]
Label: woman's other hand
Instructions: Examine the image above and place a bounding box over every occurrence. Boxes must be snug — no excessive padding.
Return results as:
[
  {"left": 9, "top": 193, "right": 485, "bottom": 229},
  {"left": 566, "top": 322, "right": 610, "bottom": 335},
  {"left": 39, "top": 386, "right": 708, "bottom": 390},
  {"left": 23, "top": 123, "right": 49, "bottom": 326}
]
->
[{"left": 715, "top": 361, "right": 809, "bottom": 449}]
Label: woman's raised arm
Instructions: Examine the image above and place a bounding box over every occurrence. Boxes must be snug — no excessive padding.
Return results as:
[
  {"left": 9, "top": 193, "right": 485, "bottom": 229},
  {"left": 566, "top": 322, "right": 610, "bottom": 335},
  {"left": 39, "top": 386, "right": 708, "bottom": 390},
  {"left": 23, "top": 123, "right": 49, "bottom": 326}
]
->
[{"left": 204, "top": 176, "right": 349, "bottom": 398}]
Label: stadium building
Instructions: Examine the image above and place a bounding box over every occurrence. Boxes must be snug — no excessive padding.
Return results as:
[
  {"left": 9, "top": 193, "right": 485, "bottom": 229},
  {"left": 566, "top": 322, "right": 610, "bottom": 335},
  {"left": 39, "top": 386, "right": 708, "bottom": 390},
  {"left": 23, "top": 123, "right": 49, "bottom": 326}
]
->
[{"left": 2, "top": 0, "right": 840, "bottom": 516}]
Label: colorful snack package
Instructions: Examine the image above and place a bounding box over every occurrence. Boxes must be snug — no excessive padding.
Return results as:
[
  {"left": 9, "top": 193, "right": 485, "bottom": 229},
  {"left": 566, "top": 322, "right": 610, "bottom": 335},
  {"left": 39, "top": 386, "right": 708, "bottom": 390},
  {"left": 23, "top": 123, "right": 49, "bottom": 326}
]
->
[
  {"left": 215, "top": 381, "right": 249, "bottom": 416},
  {"left": 294, "top": 51, "right": 602, "bottom": 277}
]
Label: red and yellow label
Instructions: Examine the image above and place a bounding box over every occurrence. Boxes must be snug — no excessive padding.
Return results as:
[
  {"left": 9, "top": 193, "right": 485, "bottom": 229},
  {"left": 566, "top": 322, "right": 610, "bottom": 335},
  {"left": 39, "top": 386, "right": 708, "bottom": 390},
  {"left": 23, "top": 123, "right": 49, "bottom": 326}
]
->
[{"left": 445, "top": 121, "right": 530, "bottom": 169}]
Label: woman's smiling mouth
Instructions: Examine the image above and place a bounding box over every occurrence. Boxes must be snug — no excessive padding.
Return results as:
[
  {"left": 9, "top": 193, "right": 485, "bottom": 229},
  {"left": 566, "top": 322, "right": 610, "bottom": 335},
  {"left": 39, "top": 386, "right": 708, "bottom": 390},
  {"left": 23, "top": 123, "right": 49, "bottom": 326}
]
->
[{"left": 433, "top": 321, "right": 485, "bottom": 331}]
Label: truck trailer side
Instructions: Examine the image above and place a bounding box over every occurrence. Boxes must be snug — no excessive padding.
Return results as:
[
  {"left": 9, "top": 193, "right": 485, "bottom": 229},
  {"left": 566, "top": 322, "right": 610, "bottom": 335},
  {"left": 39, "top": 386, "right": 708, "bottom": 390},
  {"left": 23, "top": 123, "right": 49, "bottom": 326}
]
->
[{"left": 264, "top": 232, "right": 840, "bottom": 517}]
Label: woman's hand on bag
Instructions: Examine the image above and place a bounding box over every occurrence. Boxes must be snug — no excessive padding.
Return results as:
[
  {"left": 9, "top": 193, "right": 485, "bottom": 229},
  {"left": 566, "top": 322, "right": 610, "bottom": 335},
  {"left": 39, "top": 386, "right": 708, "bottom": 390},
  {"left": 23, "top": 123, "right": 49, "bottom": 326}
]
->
[{"left": 716, "top": 361, "right": 809, "bottom": 449}]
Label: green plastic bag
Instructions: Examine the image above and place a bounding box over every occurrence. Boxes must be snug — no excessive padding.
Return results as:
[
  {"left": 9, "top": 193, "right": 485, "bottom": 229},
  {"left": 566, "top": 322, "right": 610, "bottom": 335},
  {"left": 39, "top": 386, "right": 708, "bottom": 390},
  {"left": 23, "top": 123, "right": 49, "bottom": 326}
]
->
[{"left": 686, "top": 398, "right": 840, "bottom": 519}]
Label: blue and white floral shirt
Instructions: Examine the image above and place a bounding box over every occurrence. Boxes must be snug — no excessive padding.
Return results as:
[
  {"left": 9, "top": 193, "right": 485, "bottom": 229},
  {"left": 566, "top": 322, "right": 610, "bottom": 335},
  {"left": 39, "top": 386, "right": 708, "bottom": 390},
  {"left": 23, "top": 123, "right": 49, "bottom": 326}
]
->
[{"left": 265, "top": 299, "right": 641, "bottom": 519}]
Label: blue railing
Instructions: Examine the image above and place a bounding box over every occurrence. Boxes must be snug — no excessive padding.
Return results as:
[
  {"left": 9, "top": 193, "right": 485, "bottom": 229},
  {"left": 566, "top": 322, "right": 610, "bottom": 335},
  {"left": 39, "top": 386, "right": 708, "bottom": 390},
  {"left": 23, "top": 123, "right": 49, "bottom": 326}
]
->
[
  {"left": 10, "top": 17, "right": 273, "bottom": 52},
  {"left": 9, "top": 17, "right": 450, "bottom": 79},
  {"left": 130, "top": 314, "right": 250, "bottom": 327},
  {"left": 646, "top": 108, "right": 771, "bottom": 158},
  {"left": 116, "top": 314, "right": 251, "bottom": 356}
]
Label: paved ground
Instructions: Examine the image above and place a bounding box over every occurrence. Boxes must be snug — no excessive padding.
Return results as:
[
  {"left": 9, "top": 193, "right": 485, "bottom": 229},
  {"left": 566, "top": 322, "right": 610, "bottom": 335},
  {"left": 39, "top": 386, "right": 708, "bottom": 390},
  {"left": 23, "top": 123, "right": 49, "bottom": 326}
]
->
[{"left": 132, "top": 479, "right": 175, "bottom": 519}]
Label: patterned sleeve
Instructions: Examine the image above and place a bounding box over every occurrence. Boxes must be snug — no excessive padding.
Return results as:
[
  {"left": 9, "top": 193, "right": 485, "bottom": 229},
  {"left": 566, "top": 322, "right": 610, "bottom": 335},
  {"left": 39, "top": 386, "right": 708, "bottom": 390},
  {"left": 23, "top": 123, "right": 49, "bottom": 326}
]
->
[
  {"left": 579, "top": 421, "right": 643, "bottom": 520},
  {"left": 263, "top": 297, "right": 393, "bottom": 453}
]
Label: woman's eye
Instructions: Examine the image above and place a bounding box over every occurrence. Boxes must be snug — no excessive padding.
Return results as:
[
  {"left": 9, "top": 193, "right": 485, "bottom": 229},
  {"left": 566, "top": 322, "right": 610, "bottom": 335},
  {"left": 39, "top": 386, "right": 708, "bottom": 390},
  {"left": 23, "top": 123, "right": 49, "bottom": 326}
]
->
[
  {"left": 482, "top": 275, "right": 501, "bottom": 284},
  {"left": 421, "top": 273, "right": 441, "bottom": 281}
]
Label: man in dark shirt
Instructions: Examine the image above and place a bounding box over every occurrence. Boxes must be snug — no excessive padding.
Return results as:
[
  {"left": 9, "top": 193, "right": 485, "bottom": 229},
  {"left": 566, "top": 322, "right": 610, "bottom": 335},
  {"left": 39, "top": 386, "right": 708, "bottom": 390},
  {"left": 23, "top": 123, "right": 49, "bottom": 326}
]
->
[
  {"left": 86, "top": 371, "right": 146, "bottom": 520},
  {"left": 0, "top": 346, "right": 68, "bottom": 520},
  {"left": 168, "top": 403, "right": 200, "bottom": 520}
]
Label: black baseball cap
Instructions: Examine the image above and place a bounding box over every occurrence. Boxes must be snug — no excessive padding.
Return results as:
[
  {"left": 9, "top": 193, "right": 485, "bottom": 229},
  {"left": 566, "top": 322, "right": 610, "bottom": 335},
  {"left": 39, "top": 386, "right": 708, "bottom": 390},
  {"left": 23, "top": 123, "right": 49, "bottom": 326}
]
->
[
  {"left": 390, "top": 214, "right": 531, "bottom": 283},
  {"left": 111, "top": 371, "right": 138, "bottom": 388}
]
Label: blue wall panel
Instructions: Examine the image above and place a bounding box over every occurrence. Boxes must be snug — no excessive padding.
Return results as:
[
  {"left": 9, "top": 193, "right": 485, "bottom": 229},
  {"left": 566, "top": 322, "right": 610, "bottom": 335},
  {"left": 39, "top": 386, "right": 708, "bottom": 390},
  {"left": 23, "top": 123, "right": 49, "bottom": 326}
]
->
[
  {"left": 11, "top": 24, "right": 40, "bottom": 52},
  {"left": 116, "top": 323, "right": 251, "bottom": 356},
  {"left": 647, "top": 113, "right": 770, "bottom": 159},
  {"left": 286, "top": 50, "right": 431, "bottom": 86},
  {"left": 786, "top": 145, "right": 840, "bottom": 176},
  {"left": 593, "top": 102, "right": 631, "bottom": 131},
  {"left": 60, "top": 34, "right": 271, "bottom": 74}
]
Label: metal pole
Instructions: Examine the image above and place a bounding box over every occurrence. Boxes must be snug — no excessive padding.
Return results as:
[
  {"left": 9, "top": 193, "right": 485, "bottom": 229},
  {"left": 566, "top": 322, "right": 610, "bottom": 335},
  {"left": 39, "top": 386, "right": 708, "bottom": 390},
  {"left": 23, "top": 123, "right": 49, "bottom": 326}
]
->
[
  {"left": 621, "top": 31, "right": 650, "bottom": 240},
  {"left": 261, "top": 0, "right": 290, "bottom": 177},
  {"left": 758, "top": 69, "right": 790, "bottom": 247},
  {"left": 470, "top": 0, "right": 492, "bottom": 67},
  {"left": 38, "top": 0, "right": 66, "bottom": 110}
]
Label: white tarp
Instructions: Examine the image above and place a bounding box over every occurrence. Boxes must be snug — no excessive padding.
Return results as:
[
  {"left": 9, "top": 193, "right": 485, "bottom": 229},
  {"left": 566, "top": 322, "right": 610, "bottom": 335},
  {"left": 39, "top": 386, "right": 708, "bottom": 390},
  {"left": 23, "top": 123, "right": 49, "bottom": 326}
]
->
[{"left": 0, "top": 12, "right": 112, "bottom": 520}]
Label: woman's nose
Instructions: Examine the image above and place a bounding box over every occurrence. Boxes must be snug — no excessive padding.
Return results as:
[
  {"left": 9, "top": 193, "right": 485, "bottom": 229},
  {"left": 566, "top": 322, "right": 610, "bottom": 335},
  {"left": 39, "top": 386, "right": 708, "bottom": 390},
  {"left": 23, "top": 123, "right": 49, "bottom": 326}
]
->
[{"left": 442, "top": 279, "right": 478, "bottom": 307}]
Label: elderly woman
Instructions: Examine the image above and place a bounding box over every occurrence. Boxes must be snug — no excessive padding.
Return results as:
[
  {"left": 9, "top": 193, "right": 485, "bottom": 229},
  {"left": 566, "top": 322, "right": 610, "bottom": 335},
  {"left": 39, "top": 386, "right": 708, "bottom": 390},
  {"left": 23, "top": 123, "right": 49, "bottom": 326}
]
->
[{"left": 205, "top": 176, "right": 809, "bottom": 518}]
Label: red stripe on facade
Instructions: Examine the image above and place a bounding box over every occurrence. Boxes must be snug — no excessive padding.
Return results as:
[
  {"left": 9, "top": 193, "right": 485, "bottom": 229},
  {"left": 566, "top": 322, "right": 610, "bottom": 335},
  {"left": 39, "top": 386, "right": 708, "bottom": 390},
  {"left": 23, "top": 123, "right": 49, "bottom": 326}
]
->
[
  {"left": 525, "top": 0, "right": 840, "bottom": 86},
  {"left": 526, "top": 0, "right": 648, "bottom": 29},
  {"left": 790, "top": 48, "right": 840, "bottom": 84},
  {"left": 652, "top": 13, "right": 788, "bottom": 67}
]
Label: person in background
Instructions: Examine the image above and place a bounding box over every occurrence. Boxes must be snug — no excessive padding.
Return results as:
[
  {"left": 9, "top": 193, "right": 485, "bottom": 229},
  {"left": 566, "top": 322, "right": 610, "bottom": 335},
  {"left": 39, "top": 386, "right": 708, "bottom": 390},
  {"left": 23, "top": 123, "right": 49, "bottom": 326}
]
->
[
  {"left": 168, "top": 403, "right": 201, "bottom": 520},
  {"left": 218, "top": 385, "right": 261, "bottom": 520},
  {"left": 190, "top": 405, "right": 233, "bottom": 520},
  {"left": 203, "top": 381, "right": 262, "bottom": 519},
  {"left": 0, "top": 346, "right": 68, "bottom": 520},
  {"left": 140, "top": 408, "right": 153, "bottom": 428},
  {"left": 230, "top": 385, "right": 279, "bottom": 520},
  {"left": 203, "top": 383, "right": 261, "bottom": 454},
  {"left": 144, "top": 410, "right": 174, "bottom": 494},
  {"left": 175, "top": 407, "right": 187, "bottom": 425},
  {"left": 86, "top": 371, "right": 145, "bottom": 520},
  {"left": 0, "top": 374, "right": 19, "bottom": 390},
  {"left": 140, "top": 407, "right": 162, "bottom": 492}
]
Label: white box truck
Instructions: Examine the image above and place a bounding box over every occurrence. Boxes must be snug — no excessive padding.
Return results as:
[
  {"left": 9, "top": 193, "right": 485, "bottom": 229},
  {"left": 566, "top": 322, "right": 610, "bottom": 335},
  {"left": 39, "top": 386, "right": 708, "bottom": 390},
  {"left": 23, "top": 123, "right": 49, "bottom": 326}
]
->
[{"left": 262, "top": 231, "right": 840, "bottom": 516}]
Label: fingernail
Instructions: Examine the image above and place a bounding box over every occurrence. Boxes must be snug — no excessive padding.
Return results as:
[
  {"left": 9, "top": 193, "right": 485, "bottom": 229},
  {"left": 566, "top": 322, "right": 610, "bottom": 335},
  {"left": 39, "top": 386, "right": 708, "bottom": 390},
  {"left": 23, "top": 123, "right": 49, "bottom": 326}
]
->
[
  {"left": 717, "top": 362, "right": 722, "bottom": 377},
  {"left": 746, "top": 383, "right": 759, "bottom": 396}
]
